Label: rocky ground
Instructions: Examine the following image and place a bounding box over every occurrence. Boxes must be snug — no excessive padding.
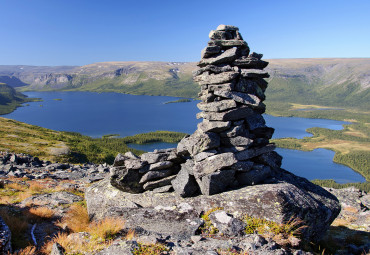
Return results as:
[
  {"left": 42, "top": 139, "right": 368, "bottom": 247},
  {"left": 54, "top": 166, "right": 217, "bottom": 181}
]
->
[{"left": 0, "top": 152, "right": 369, "bottom": 255}]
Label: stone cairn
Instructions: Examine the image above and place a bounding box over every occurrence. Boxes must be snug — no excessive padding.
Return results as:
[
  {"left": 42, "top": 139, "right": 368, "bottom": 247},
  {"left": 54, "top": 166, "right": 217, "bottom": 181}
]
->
[{"left": 110, "top": 24, "right": 282, "bottom": 197}]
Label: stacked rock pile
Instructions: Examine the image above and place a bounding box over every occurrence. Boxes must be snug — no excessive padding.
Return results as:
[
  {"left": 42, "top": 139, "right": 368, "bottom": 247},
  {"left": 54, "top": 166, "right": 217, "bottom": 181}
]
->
[{"left": 110, "top": 25, "right": 283, "bottom": 197}]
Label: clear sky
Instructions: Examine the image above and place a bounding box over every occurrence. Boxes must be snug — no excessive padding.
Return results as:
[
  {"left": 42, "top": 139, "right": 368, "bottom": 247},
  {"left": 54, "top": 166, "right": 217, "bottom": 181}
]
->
[{"left": 1, "top": 0, "right": 369, "bottom": 66}]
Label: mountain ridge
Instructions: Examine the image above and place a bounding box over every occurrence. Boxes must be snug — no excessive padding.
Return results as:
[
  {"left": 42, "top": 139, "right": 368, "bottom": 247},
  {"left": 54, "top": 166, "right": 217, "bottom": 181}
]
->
[{"left": 1, "top": 58, "right": 369, "bottom": 109}]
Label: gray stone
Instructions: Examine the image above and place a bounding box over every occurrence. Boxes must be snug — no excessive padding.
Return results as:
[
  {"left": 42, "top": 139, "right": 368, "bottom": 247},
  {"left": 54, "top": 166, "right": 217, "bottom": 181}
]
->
[
  {"left": 237, "top": 165, "right": 272, "bottom": 186},
  {"left": 193, "top": 150, "right": 217, "bottom": 162},
  {"left": 139, "top": 168, "right": 173, "bottom": 184},
  {"left": 141, "top": 152, "right": 168, "bottom": 164},
  {"left": 198, "top": 48, "right": 239, "bottom": 67},
  {"left": 194, "top": 71, "right": 239, "bottom": 85},
  {"left": 197, "top": 106, "right": 253, "bottom": 121},
  {"left": 249, "top": 52, "right": 263, "bottom": 60},
  {"left": 193, "top": 152, "right": 237, "bottom": 178},
  {"left": 230, "top": 160, "right": 254, "bottom": 172},
  {"left": 171, "top": 164, "right": 199, "bottom": 197},
  {"left": 198, "top": 169, "right": 236, "bottom": 195},
  {"left": 220, "top": 136, "right": 253, "bottom": 147},
  {"left": 220, "top": 124, "right": 247, "bottom": 138},
  {"left": 233, "top": 57, "right": 269, "bottom": 69},
  {"left": 213, "top": 90, "right": 261, "bottom": 107},
  {"left": 0, "top": 216, "right": 11, "bottom": 255},
  {"left": 208, "top": 40, "right": 248, "bottom": 48},
  {"left": 177, "top": 131, "right": 220, "bottom": 156},
  {"left": 21, "top": 191, "right": 83, "bottom": 206},
  {"left": 112, "top": 153, "right": 127, "bottom": 167},
  {"left": 216, "top": 24, "right": 239, "bottom": 31},
  {"left": 197, "top": 99, "right": 236, "bottom": 112},
  {"left": 197, "top": 119, "right": 231, "bottom": 133},
  {"left": 143, "top": 175, "right": 176, "bottom": 190},
  {"left": 148, "top": 160, "right": 174, "bottom": 171},
  {"left": 124, "top": 159, "right": 146, "bottom": 170},
  {"left": 209, "top": 210, "right": 245, "bottom": 236},
  {"left": 235, "top": 78, "right": 265, "bottom": 100},
  {"left": 244, "top": 112, "right": 266, "bottom": 131},
  {"left": 251, "top": 127, "right": 275, "bottom": 139},
  {"left": 236, "top": 144, "right": 276, "bottom": 160},
  {"left": 194, "top": 65, "right": 235, "bottom": 76},
  {"left": 208, "top": 82, "right": 235, "bottom": 92},
  {"left": 241, "top": 69, "right": 270, "bottom": 78},
  {"left": 201, "top": 45, "right": 221, "bottom": 58},
  {"left": 93, "top": 240, "right": 139, "bottom": 255},
  {"left": 152, "top": 185, "right": 173, "bottom": 193},
  {"left": 124, "top": 151, "right": 140, "bottom": 159},
  {"left": 256, "top": 151, "right": 283, "bottom": 169},
  {"left": 110, "top": 167, "right": 143, "bottom": 193}
]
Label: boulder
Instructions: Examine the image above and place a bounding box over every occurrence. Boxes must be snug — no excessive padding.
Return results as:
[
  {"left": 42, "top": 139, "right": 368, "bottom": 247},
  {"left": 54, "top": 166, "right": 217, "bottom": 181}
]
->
[{"left": 86, "top": 169, "right": 340, "bottom": 241}]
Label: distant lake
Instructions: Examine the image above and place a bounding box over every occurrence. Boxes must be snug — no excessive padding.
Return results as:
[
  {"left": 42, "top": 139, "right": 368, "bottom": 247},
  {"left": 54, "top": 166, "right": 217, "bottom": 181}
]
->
[
  {"left": 3, "top": 91, "right": 363, "bottom": 183},
  {"left": 4, "top": 91, "right": 349, "bottom": 139}
]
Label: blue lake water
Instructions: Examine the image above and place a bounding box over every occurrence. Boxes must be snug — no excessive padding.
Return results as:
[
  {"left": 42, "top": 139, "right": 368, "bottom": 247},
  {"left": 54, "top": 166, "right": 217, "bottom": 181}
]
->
[{"left": 2, "top": 91, "right": 364, "bottom": 183}]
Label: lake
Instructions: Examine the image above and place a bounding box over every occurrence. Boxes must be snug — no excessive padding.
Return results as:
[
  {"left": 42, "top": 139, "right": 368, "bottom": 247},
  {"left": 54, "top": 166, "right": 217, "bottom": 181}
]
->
[
  {"left": 4, "top": 91, "right": 349, "bottom": 139},
  {"left": 3, "top": 91, "right": 364, "bottom": 183}
]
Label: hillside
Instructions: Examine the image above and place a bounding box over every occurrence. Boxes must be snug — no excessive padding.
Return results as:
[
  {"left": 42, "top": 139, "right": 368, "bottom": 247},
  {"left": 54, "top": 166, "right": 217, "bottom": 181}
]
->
[
  {"left": 0, "top": 83, "right": 38, "bottom": 115},
  {"left": 1, "top": 58, "right": 369, "bottom": 109}
]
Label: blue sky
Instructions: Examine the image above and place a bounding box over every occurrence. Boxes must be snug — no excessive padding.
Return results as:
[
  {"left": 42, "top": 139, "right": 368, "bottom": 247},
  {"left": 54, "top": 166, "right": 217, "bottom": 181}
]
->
[{"left": 1, "top": 0, "right": 369, "bottom": 65}]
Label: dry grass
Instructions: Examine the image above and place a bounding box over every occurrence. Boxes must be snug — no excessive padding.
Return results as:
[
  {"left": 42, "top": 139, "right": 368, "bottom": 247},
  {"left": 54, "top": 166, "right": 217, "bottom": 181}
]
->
[
  {"left": 56, "top": 203, "right": 89, "bottom": 233},
  {"left": 12, "top": 246, "right": 37, "bottom": 255},
  {"left": 0, "top": 179, "right": 52, "bottom": 205},
  {"left": 132, "top": 243, "right": 170, "bottom": 255},
  {"left": 0, "top": 207, "right": 31, "bottom": 250},
  {"left": 28, "top": 207, "right": 55, "bottom": 221},
  {"left": 243, "top": 215, "right": 306, "bottom": 247},
  {"left": 40, "top": 232, "right": 112, "bottom": 255},
  {"left": 126, "top": 229, "right": 136, "bottom": 240},
  {"left": 88, "top": 217, "right": 125, "bottom": 240}
]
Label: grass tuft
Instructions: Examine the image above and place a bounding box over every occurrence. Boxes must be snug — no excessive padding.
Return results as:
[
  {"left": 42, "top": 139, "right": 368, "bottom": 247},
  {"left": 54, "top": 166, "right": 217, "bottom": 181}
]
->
[
  {"left": 28, "top": 207, "right": 55, "bottom": 221},
  {"left": 199, "top": 207, "right": 223, "bottom": 235},
  {"left": 88, "top": 217, "right": 125, "bottom": 240},
  {"left": 56, "top": 203, "right": 89, "bottom": 233},
  {"left": 132, "top": 243, "right": 170, "bottom": 255}
]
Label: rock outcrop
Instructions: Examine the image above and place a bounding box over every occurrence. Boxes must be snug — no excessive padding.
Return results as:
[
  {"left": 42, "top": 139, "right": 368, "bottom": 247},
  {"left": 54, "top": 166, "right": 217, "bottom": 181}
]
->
[{"left": 87, "top": 24, "right": 341, "bottom": 242}]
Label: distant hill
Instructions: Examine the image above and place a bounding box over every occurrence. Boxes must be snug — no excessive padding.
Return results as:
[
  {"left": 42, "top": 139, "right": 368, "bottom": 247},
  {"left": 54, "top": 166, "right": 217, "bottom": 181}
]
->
[
  {"left": 0, "top": 83, "right": 38, "bottom": 114},
  {"left": 1, "top": 58, "right": 369, "bottom": 109}
]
